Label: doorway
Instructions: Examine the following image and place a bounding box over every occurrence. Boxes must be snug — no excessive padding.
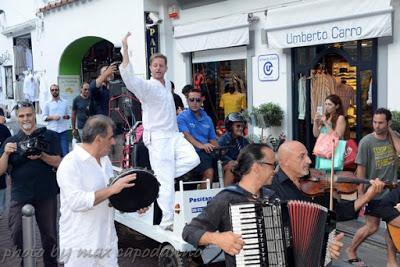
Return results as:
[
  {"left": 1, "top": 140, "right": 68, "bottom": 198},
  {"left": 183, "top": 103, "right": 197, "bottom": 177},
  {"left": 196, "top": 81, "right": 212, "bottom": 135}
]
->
[{"left": 292, "top": 39, "right": 377, "bottom": 155}]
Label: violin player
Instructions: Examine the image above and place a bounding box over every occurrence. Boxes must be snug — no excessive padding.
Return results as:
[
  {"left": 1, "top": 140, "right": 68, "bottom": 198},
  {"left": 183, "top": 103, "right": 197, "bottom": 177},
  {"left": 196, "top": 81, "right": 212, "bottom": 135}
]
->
[{"left": 266, "top": 140, "right": 385, "bottom": 221}]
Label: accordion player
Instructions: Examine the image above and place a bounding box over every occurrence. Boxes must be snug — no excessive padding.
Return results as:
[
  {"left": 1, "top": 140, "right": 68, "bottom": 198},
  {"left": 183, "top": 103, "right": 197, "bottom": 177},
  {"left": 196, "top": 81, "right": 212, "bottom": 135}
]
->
[{"left": 229, "top": 199, "right": 335, "bottom": 267}]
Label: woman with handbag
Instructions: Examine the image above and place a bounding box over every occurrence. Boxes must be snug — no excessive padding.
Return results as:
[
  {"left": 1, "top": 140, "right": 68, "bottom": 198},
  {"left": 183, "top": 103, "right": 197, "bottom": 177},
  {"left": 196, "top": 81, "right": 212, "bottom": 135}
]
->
[{"left": 313, "top": 94, "right": 347, "bottom": 170}]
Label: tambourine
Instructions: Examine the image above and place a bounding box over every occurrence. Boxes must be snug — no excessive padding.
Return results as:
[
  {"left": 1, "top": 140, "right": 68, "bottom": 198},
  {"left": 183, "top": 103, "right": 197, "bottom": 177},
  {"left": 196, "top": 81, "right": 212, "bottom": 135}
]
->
[{"left": 108, "top": 167, "right": 160, "bottom": 212}]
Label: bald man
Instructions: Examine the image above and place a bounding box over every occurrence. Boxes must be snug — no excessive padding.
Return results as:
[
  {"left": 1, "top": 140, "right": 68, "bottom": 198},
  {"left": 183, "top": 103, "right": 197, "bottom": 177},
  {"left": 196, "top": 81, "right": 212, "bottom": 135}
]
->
[{"left": 266, "top": 141, "right": 385, "bottom": 221}]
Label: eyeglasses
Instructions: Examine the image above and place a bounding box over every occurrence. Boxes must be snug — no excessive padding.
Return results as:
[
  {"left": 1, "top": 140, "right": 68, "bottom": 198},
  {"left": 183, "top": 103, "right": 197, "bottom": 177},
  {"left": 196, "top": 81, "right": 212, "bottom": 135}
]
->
[
  {"left": 258, "top": 160, "right": 278, "bottom": 169},
  {"left": 50, "top": 88, "right": 59, "bottom": 92},
  {"left": 12, "top": 101, "right": 33, "bottom": 111},
  {"left": 234, "top": 124, "right": 245, "bottom": 129},
  {"left": 188, "top": 97, "right": 201, "bottom": 103}
]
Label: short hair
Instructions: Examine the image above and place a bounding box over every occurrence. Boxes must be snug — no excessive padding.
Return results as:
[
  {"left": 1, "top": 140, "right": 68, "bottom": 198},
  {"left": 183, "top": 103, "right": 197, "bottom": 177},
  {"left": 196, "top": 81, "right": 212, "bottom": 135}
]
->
[
  {"left": 231, "top": 143, "right": 272, "bottom": 182},
  {"left": 374, "top": 108, "right": 392, "bottom": 122},
  {"left": 50, "top": 84, "right": 59, "bottom": 90},
  {"left": 81, "top": 82, "right": 89, "bottom": 88},
  {"left": 182, "top": 84, "right": 193, "bottom": 95},
  {"left": 13, "top": 100, "right": 34, "bottom": 114},
  {"left": 188, "top": 88, "right": 201, "bottom": 95},
  {"left": 81, "top": 115, "right": 115, "bottom": 144},
  {"left": 149, "top": 53, "right": 167, "bottom": 66}
]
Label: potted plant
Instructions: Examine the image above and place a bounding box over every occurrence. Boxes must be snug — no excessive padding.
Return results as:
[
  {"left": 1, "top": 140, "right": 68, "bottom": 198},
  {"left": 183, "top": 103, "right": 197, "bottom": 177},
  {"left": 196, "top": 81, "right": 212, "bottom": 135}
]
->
[{"left": 252, "top": 102, "right": 284, "bottom": 142}]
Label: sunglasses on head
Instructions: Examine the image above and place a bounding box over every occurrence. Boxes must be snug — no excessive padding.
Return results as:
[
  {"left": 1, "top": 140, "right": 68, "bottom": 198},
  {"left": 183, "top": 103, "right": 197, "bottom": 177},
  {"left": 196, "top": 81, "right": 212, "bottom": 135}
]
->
[
  {"left": 188, "top": 97, "right": 201, "bottom": 103},
  {"left": 12, "top": 101, "right": 33, "bottom": 111}
]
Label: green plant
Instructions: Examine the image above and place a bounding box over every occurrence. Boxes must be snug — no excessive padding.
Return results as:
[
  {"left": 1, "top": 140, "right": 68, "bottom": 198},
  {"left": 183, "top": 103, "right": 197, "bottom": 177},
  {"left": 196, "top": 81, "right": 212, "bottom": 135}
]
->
[
  {"left": 253, "top": 102, "right": 284, "bottom": 127},
  {"left": 391, "top": 110, "right": 400, "bottom": 133}
]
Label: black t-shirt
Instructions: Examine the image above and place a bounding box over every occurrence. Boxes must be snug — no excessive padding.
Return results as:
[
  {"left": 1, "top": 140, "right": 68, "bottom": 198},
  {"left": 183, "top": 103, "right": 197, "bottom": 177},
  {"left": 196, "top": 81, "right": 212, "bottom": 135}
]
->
[
  {"left": 0, "top": 129, "right": 61, "bottom": 202},
  {"left": 173, "top": 93, "right": 184, "bottom": 111},
  {"left": 266, "top": 169, "right": 357, "bottom": 221},
  {"left": 0, "top": 124, "right": 11, "bottom": 189},
  {"left": 72, "top": 95, "right": 91, "bottom": 129}
]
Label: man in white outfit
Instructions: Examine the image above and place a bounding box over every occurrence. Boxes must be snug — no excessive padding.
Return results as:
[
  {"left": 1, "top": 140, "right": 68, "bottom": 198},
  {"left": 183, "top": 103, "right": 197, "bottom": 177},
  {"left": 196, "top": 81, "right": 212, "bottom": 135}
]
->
[
  {"left": 120, "top": 32, "right": 200, "bottom": 229},
  {"left": 57, "top": 115, "right": 137, "bottom": 266}
]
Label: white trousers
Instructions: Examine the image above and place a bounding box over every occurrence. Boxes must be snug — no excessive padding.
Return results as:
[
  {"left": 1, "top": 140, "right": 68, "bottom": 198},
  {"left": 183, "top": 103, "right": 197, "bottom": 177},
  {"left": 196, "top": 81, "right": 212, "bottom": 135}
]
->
[
  {"left": 62, "top": 248, "right": 118, "bottom": 267},
  {"left": 144, "top": 132, "right": 200, "bottom": 227}
]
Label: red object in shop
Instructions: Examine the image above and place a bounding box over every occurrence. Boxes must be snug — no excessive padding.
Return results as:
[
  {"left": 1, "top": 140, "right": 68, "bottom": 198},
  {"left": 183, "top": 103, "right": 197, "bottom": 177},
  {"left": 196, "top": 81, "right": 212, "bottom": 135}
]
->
[{"left": 168, "top": 5, "right": 179, "bottom": 19}]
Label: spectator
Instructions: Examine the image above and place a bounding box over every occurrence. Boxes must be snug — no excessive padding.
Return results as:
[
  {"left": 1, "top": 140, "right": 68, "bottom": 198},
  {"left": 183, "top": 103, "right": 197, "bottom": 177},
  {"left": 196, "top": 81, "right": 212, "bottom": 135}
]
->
[
  {"left": 218, "top": 112, "right": 249, "bottom": 186},
  {"left": 0, "top": 108, "right": 11, "bottom": 218},
  {"left": 43, "top": 84, "right": 70, "bottom": 156},
  {"left": 170, "top": 81, "right": 184, "bottom": 114},
  {"left": 177, "top": 89, "right": 217, "bottom": 189},
  {"left": 0, "top": 100, "right": 61, "bottom": 266},
  {"left": 71, "top": 82, "right": 92, "bottom": 141},
  {"left": 89, "top": 63, "right": 118, "bottom": 115}
]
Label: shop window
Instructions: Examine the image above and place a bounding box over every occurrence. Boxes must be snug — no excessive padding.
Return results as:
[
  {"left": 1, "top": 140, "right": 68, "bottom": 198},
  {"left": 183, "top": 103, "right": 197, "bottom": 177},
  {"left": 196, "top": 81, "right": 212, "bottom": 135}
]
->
[
  {"left": 191, "top": 59, "right": 247, "bottom": 125},
  {"left": 292, "top": 39, "right": 377, "bottom": 156}
]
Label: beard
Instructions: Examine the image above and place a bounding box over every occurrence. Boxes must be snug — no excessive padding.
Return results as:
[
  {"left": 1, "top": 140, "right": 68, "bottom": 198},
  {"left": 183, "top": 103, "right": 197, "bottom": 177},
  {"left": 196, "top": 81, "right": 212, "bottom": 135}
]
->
[{"left": 21, "top": 122, "right": 33, "bottom": 131}]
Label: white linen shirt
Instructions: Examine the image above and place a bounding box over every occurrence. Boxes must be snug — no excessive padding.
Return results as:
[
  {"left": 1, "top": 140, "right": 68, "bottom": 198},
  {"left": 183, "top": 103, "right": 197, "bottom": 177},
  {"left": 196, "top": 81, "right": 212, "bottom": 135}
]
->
[
  {"left": 119, "top": 62, "right": 178, "bottom": 136},
  {"left": 43, "top": 98, "right": 70, "bottom": 133},
  {"left": 56, "top": 145, "right": 117, "bottom": 254}
]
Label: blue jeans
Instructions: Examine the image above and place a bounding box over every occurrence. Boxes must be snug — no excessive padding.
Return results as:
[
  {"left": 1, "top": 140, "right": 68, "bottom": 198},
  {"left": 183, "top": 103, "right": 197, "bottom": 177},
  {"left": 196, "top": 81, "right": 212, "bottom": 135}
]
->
[
  {"left": 58, "top": 130, "right": 69, "bottom": 157},
  {"left": 0, "top": 188, "right": 6, "bottom": 215}
]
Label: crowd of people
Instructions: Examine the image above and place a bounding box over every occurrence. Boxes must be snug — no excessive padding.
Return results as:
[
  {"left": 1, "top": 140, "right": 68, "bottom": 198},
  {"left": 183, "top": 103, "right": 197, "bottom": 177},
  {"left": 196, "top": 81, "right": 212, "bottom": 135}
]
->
[{"left": 0, "top": 31, "right": 399, "bottom": 267}]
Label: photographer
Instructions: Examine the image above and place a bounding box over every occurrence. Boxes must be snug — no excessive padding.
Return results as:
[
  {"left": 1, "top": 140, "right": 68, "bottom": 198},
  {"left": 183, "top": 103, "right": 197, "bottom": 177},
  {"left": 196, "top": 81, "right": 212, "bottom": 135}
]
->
[
  {"left": 90, "top": 63, "right": 118, "bottom": 116},
  {"left": 0, "top": 100, "right": 61, "bottom": 267}
]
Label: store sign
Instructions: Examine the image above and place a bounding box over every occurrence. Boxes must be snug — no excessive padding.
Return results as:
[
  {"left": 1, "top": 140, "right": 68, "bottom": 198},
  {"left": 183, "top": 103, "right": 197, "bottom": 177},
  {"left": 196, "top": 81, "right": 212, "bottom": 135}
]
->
[
  {"left": 267, "top": 13, "right": 392, "bottom": 48},
  {"left": 145, "top": 12, "right": 160, "bottom": 79},
  {"left": 258, "top": 54, "right": 279, "bottom": 81},
  {"left": 58, "top": 75, "right": 80, "bottom": 116}
]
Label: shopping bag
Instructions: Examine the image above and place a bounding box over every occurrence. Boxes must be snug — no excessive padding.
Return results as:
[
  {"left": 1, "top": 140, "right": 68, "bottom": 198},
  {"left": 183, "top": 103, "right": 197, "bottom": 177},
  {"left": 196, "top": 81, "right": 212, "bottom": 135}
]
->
[
  {"left": 344, "top": 139, "right": 358, "bottom": 170},
  {"left": 316, "top": 140, "right": 347, "bottom": 171},
  {"left": 313, "top": 133, "right": 339, "bottom": 159}
]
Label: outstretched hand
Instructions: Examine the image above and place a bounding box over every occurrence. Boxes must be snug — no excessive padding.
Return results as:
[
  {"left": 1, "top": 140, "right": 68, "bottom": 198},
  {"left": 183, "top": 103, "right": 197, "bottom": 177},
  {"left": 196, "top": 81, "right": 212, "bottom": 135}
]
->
[{"left": 122, "top": 32, "right": 131, "bottom": 49}]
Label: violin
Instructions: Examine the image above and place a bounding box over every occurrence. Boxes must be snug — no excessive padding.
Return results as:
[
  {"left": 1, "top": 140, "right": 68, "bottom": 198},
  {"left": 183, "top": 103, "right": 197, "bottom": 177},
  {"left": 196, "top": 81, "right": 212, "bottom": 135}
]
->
[{"left": 299, "top": 169, "right": 398, "bottom": 197}]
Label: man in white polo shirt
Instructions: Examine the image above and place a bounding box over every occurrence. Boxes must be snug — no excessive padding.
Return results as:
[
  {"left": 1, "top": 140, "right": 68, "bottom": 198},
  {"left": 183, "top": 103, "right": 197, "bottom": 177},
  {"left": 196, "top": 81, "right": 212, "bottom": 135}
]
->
[{"left": 43, "top": 84, "right": 70, "bottom": 156}]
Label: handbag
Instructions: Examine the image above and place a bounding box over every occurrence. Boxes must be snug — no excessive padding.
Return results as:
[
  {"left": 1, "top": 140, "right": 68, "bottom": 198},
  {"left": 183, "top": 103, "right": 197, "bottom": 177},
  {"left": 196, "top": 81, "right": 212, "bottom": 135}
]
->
[
  {"left": 344, "top": 139, "right": 358, "bottom": 170},
  {"left": 313, "top": 133, "right": 339, "bottom": 159},
  {"left": 316, "top": 140, "right": 347, "bottom": 171}
]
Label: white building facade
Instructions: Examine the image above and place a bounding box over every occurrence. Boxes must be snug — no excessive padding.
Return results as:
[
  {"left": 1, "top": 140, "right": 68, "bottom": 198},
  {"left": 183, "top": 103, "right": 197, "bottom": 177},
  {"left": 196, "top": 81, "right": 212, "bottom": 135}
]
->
[{"left": 0, "top": 0, "right": 398, "bottom": 149}]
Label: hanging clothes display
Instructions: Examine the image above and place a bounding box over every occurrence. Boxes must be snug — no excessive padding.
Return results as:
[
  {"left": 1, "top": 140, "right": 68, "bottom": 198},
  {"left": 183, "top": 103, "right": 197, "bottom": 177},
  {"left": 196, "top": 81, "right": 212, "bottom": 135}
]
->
[
  {"left": 310, "top": 70, "right": 336, "bottom": 121},
  {"left": 38, "top": 73, "right": 51, "bottom": 113},
  {"left": 23, "top": 73, "right": 39, "bottom": 102},
  {"left": 335, "top": 81, "right": 355, "bottom": 113},
  {"left": 298, "top": 75, "right": 307, "bottom": 120}
]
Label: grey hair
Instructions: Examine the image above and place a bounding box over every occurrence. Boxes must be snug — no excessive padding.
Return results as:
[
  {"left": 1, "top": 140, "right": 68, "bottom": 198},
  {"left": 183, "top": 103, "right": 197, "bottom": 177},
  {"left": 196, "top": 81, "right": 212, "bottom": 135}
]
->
[{"left": 81, "top": 115, "right": 115, "bottom": 144}]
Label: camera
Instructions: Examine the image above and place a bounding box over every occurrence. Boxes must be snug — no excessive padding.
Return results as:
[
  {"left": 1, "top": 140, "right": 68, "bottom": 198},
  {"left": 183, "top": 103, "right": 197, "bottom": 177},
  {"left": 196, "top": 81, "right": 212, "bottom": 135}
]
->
[{"left": 18, "top": 127, "right": 50, "bottom": 157}]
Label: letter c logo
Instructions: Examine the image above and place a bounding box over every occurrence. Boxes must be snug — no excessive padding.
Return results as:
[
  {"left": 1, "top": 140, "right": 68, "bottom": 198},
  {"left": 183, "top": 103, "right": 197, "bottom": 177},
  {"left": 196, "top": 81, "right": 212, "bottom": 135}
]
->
[{"left": 263, "top": 61, "right": 273, "bottom": 76}]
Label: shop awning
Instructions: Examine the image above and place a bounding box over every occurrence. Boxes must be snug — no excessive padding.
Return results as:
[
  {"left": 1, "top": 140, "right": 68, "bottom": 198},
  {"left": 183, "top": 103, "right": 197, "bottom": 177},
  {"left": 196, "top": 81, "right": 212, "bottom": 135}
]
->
[
  {"left": 264, "top": 0, "right": 393, "bottom": 48},
  {"left": 174, "top": 14, "right": 249, "bottom": 53}
]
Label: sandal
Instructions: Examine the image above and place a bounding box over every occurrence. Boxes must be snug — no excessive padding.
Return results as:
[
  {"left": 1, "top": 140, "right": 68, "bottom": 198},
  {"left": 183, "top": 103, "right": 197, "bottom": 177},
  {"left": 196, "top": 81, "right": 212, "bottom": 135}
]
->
[{"left": 347, "top": 257, "right": 367, "bottom": 267}]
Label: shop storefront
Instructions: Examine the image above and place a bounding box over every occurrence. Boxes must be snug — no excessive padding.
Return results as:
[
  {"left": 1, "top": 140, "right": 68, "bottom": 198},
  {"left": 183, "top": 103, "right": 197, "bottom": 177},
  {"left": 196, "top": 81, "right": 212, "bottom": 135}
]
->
[
  {"left": 264, "top": 0, "right": 393, "bottom": 152},
  {"left": 173, "top": 14, "right": 251, "bottom": 126}
]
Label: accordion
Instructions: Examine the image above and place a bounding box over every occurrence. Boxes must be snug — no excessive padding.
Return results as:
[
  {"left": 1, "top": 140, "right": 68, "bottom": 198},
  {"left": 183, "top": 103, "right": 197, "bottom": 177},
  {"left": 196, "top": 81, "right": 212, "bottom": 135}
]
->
[{"left": 229, "top": 199, "right": 334, "bottom": 267}]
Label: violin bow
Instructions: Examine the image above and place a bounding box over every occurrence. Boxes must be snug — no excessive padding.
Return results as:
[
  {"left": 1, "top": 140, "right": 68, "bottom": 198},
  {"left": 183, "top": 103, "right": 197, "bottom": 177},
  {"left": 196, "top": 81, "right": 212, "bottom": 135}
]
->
[{"left": 329, "top": 138, "right": 335, "bottom": 210}]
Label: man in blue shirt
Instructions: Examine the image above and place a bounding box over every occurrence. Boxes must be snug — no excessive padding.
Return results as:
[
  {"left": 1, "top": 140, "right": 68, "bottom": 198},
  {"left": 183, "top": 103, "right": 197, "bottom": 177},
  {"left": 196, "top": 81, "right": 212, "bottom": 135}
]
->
[{"left": 177, "top": 89, "right": 217, "bottom": 188}]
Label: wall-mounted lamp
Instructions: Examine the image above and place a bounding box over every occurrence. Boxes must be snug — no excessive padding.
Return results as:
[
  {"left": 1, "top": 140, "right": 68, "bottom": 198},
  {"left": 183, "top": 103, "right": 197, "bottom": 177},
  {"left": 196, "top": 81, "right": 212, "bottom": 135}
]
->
[
  {"left": 248, "top": 13, "right": 259, "bottom": 23},
  {"left": 0, "top": 10, "right": 5, "bottom": 15},
  {"left": 146, "top": 12, "right": 163, "bottom": 29}
]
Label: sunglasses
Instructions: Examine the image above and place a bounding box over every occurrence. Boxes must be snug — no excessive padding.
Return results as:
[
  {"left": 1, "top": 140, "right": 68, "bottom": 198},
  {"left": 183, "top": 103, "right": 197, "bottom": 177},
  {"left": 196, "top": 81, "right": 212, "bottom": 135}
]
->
[
  {"left": 258, "top": 160, "right": 278, "bottom": 169},
  {"left": 50, "top": 88, "right": 59, "bottom": 92},
  {"left": 188, "top": 97, "right": 201, "bottom": 103},
  {"left": 12, "top": 101, "right": 33, "bottom": 111}
]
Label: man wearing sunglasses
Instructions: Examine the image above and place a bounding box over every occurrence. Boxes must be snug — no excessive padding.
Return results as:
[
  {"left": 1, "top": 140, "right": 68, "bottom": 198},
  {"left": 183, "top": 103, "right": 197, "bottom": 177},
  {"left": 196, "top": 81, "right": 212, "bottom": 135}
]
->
[
  {"left": 177, "top": 89, "right": 218, "bottom": 189},
  {"left": 0, "top": 101, "right": 62, "bottom": 266},
  {"left": 120, "top": 32, "right": 199, "bottom": 230},
  {"left": 43, "top": 84, "right": 70, "bottom": 156}
]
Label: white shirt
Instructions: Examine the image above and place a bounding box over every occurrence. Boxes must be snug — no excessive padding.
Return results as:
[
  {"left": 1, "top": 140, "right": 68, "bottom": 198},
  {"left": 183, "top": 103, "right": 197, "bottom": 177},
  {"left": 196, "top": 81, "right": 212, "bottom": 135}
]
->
[
  {"left": 57, "top": 145, "right": 117, "bottom": 254},
  {"left": 119, "top": 62, "right": 178, "bottom": 135},
  {"left": 43, "top": 98, "right": 70, "bottom": 133}
]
